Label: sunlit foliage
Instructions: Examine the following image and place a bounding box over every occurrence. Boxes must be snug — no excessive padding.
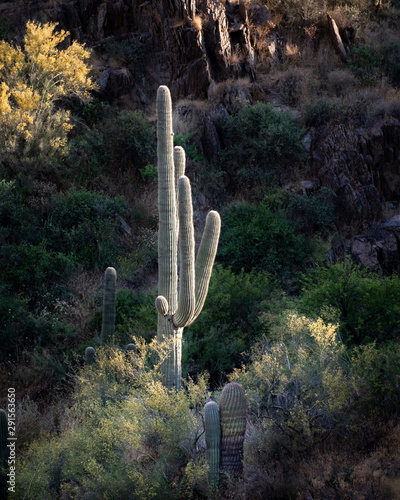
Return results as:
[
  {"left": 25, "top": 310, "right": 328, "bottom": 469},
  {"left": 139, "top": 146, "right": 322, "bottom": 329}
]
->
[
  {"left": 0, "top": 21, "right": 96, "bottom": 174},
  {"left": 231, "top": 311, "right": 352, "bottom": 453},
  {"left": 17, "top": 341, "right": 210, "bottom": 499}
]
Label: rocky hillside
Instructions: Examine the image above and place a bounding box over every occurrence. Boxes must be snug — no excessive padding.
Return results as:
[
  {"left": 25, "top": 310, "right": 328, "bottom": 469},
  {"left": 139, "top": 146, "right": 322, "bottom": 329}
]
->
[{"left": 1, "top": 0, "right": 400, "bottom": 270}]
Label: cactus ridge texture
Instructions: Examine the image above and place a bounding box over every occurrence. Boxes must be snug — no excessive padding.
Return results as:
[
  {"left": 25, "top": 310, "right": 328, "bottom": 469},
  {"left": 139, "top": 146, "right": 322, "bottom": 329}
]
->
[
  {"left": 155, "top": 85, "right": 221, "bottom": 390},
  {"left": 219, "top": 382, "right": 247, "bottom": 479},
  {"left": 85, "top": 346, "right": 96, "bottom": 365},
  {"left": 101, "top": 267, "right": 117, "bottom": 345},
  {"left": 204, "top": 401, "right": 221, "bottom": 488}
]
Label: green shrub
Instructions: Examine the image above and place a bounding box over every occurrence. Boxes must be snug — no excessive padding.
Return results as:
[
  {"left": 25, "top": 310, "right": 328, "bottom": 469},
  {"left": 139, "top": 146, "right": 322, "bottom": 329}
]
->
[
  {"left": 351, "top": 341, "right": 400, "bottom": 423},
  {"left": 46, "top": 188, "right": 127, "bottom": 269},
  {"left": 67, "top": 109, "right": 156, "bottom": 187},
  {"left": 66, "top": 129, "right": 107, "bottom": 185},
  {"left": 174, "top": 132, "right": 204, "bottom": 163},
  {"left": 100, "top": 109, "right": 156, "bottom": 173},
  {"left": 0, "top": 180, "right": 41, "bottom": 245},
  {"left": 287, "top": 187, "right": 336, "bottom": 235},
  {"left": 217, "top": 200, "right": 314, "bottom": 279},
  {"left": 0, "top": 284, "right": 31, "bottom": 354},
  {"left": 183, "top": 265, "right": 277, "bottom": 385},
  {"left": 115, "top": 288, "right": 157, "bottom": 344},
  {"left": 232, "top": 308, "right": 400, "bottom": 468},
  {"left": 0, "top": 282, "right": 77, "bottom": 358},
  {"left": 220, "top": 102, "right": 305, "bottom": 190},
  {"left": 304, "top": 98, "right": 333, "bottom": 126},
  {"left": 2, "top": 241, "right": 75, "bottom": 296},
  {"left": 299, "top": 258, "right": 400, "bottom": 345}
]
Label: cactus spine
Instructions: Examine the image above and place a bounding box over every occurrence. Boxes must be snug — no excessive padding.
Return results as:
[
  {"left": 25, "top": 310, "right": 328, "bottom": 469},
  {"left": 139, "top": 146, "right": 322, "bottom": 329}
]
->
[
  {"left": 204, "top": 401, "right": 221, "bottom": 488},
  {"left": 219, "top": 382, "right": 247, "bottom": 480},
  {"left": 155, "top": 85, "right": 221, "bottom": 390},
  {"left": 101, "top": 267, "right": 117, "bottom": 345}
]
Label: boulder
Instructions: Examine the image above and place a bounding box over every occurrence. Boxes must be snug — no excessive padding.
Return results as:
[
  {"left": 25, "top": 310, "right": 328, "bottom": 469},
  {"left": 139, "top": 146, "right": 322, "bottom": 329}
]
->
[{"left": 351, "top": 237, "right": 380, "bottom": 270}]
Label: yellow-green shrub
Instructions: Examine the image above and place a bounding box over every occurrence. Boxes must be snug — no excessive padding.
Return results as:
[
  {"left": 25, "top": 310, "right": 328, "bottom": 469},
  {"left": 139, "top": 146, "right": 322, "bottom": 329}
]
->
[
  {"left": 17, "top": 341, "right": 209, "bottom": 499},
  {"left": 231, "top": 312, "right": 352, "bottom": 456},
  {"left": 0, "top": 21, "right": 96, "bottom": 176}
]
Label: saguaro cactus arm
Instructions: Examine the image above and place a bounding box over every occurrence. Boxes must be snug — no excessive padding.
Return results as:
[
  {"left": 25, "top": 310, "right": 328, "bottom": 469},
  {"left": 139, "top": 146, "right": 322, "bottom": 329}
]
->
[
  {"left": 85, "top": 346, "right": 96, "bottom": 365},
  {"left": 190, "top": 209, "right": 221, "bottom": 324},
  {"left": 173, "top": 175, "right": 195, "bottom": 328}
]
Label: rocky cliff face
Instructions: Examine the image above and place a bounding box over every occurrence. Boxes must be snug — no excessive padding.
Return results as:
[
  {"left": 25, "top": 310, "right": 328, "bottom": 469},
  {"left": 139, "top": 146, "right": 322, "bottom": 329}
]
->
[
  {"left": 1, "top": 0, "right": 258, "bottom": 106},
  {"left": 309, "top": 116, "right": 400, "bottom": 272}
]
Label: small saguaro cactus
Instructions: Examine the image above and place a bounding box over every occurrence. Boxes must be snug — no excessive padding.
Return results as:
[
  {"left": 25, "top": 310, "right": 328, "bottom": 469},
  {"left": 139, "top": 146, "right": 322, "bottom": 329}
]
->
[
  {"left": 126, "top": 343, "right": 137, "bottom": 354},
  {"left": 155, "top": 85, "right": 221, "bottom": 390},
  {"left": 204, "top": 401, "right": 221, "bottom": 489},
  {"left": 101, "top": 267, "right": 117, "bottom": 345},
  {"left": 219, "top": 382, "right": 247, "bottom": 480},
  {"left": 85, "top": 346, "right": 96, "bottom": 365}
]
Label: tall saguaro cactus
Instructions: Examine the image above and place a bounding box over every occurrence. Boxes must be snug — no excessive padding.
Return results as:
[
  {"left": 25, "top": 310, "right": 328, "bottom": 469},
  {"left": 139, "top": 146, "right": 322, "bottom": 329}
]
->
[
  {"left": 101, "top": 266, "right": 117, "bottom": 345},
  {"left": 155, "top": 85, "right": 221, "bottom": 390}
]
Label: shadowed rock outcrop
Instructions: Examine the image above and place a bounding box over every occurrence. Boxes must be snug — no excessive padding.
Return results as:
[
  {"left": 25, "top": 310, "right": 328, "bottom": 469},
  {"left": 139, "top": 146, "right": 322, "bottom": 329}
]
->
[{"left": 1, "top": 0, "right": 258, "bottom": 105}]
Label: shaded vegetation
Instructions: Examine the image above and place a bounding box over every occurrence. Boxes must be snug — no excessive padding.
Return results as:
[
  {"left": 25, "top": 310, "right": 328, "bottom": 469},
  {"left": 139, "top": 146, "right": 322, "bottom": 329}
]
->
[{"left": 2, "top": 3, "right": 400, "bottom": 498}]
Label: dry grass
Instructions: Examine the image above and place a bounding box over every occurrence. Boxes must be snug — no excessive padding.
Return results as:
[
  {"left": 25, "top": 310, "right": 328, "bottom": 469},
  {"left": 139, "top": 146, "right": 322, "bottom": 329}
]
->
[
  {"left": 65, "top": 270, "right": 104, "bottom": 337},
  {"left": 300, "top": 422, "right": 400, "bottom": 499},
  {"left": 191, "top": 15, "right": 203, "bottom": 31},
  {"left": 284, "top": 41, "right": 300, "bottom": 59},
  {"left": 171, "top": 18, "right": 186, "bottom": 28},
  {"left": 15, "top": 397, "right": 67, "bottom": 451}
]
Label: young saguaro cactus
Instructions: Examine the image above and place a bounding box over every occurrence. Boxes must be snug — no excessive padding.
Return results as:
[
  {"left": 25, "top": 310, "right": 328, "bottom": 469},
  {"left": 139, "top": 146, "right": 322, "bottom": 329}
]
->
[
  {"left": 155, "top": 85, "right": 221, "bottom": 390},
  {"left": 204, "top": 401, "right": 221, "bottom": 489},
  {"left": 85, "top": 346, "right": 96, "bottom": 365},
  {"left": 219, "top": 382, "right": 247, "bottom": 480},
  {"left": 101, "top": 267, "right": 117, "bottom": 345}
]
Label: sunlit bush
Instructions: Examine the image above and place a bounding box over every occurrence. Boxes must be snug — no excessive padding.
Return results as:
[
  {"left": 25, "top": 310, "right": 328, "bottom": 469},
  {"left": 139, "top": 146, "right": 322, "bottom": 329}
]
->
[
  {"left": 231, "top": 311, "right": 352, "bottom": 458},
  {"left": 0, "top": 21, "right": 96, "bottom": 176},
  {"left": 17, "top": 342, "right": 210, "bottom": 499}
]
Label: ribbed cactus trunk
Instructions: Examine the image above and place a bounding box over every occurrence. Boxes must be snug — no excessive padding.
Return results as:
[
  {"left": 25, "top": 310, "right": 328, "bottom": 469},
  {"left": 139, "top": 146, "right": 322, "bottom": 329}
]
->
[
  {"left": 219, "top": 382, "right": 247, "bottom": 480},
  {"left": 204, "top": 401, "right": 221, "bottom": 488},
  {"left": 156, "top": 85, "right": 221, "bottom": 390},
  {"left": 101, "top": 267, "right": 117, "bottom": 345}
]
